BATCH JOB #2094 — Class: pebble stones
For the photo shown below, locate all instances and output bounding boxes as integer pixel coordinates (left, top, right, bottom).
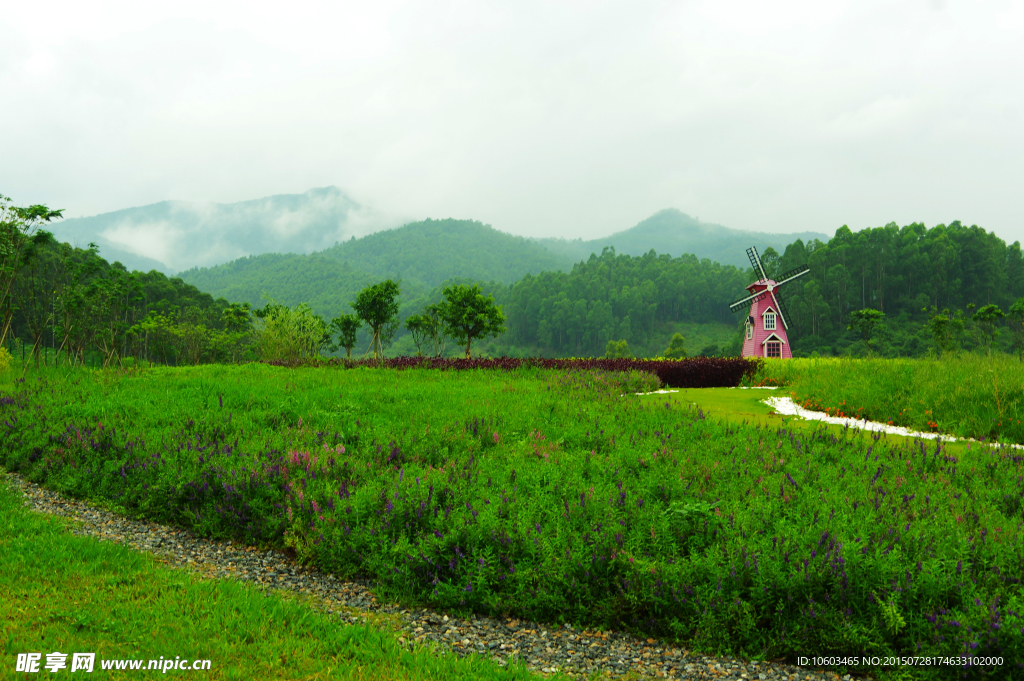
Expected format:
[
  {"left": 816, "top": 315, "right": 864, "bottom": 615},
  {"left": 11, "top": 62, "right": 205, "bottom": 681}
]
[{"left": 6, "top": 472, "right": 855, "bottom": 680}]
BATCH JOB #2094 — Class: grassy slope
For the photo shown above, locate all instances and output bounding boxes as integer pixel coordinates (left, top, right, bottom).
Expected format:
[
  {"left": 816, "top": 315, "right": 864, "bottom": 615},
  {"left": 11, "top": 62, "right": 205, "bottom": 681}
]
[{"left": 0, "top": 476, "right": 546, "bottom": 681}]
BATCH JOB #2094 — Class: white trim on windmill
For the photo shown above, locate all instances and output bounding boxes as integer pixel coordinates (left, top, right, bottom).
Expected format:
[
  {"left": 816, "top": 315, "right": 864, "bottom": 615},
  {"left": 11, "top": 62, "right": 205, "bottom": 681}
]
[
  {"left": 768, "top": 291, "right": 789, "bottom": 329},
  {"left": 760, "top": 332, "right": 786, "bottom": 346}
]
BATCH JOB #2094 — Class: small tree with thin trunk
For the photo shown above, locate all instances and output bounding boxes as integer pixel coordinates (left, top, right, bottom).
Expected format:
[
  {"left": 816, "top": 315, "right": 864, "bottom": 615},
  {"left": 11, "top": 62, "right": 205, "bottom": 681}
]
[
  {"left": 437, "top": 284, "right": 505, "bottom": 359},
  {"left": 352, "top": 280, "right": 401, "bottom": 360},
  {"left": 330, "top": 313, "right": 361, "bottom": 358},
  {"left": 405, "top": 303, "right": 449, "bottom": 357},
  {"left": 405, "top": 314, "right": 431, "bottom": 356}
]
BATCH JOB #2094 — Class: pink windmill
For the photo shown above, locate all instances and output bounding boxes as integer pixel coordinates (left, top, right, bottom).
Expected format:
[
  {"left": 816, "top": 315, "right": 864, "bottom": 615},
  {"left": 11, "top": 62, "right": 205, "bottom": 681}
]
[{"left": 729, "top": 247, "right": 809, "bottom": 358}]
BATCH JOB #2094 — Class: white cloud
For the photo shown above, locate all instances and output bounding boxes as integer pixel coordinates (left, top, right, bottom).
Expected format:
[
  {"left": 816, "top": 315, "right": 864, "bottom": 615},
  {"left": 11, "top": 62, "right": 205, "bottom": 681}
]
[{"left": 2, "top": 0, "right": 1023, "bottom": 247}]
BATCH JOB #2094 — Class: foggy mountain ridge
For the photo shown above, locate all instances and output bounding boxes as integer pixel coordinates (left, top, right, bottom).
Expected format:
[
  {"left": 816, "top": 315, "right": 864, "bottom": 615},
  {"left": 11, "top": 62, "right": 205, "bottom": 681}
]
[
  {"left": 47, "top": 186, "right": 828, "bottom": 276},
  {"left": 534, "top": 209, "right": 829, "bottom": 270},
  {"left": 46, "top": 186, "right": 394, "bottom": 275}
]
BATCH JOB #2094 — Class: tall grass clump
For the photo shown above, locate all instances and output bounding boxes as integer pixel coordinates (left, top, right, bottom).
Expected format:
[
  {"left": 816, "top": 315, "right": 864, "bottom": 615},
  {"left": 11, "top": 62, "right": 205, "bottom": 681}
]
[
  {"left": 2, "top": 362, "right": 1023, "bottom": 678},
  {"left": 754, "top": 355, "right": 1024, "bottom": 445}
]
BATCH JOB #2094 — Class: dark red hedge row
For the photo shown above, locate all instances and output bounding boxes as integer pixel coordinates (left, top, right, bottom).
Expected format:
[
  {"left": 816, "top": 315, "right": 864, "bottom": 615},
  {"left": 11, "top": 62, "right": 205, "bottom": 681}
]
[{"left": 264, "top": 356, "right": 760, "bottom": 388}]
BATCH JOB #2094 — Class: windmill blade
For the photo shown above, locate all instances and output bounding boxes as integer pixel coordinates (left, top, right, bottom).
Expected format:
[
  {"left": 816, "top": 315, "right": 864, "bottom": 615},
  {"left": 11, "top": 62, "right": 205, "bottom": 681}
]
[
  {"left": 775, "top": 264, "right": 810, "bottom": 288},
  {"left": 770, "top": 290, "right": 791, "bottom": 330},
  {"left": 729, "top": 289, "right": 768, "bottom": 313},
  {"left": 746, "top": 247, "right": 768, "bottom": 283}
]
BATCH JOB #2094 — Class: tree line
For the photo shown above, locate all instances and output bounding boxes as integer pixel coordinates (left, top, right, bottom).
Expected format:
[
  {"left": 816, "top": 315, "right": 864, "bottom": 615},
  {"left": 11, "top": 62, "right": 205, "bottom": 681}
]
[
  {"left": 2, "top": 194, "right": 508, "bottom": 367},
  {"left": 765, "top": 221, "right": 1024, "bottom": 357},
  {"left": 6, "top": 192, "right": 1024, "bottom": 365}
]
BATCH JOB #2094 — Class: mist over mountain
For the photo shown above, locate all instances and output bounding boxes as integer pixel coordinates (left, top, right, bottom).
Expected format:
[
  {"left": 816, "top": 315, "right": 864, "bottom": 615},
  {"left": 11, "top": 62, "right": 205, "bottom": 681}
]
[
  {"left": 46, "top": 186, "right": 826, "bottom": 277},
  {"left": 46, "top": 187, "right": 396, "bottom": 274},
  {"left": 535, "top": 209, "right": 828, "bottom": 270}
]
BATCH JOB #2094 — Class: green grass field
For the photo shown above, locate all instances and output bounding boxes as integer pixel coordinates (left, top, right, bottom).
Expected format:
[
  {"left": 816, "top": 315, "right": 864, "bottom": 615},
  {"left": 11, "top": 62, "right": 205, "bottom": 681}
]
[
  {"left": 638, "top": 388, "right": 983, "bottom": 457},
  {"left": 750, "top": 355, "right": 1024, "bottom": 445},
  {"left": 2, "top": 359, "right": 1022, "bottom": 679}
]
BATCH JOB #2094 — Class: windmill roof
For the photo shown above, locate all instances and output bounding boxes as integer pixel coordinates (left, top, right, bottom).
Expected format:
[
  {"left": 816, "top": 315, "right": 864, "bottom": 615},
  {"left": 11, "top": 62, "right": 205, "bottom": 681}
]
[{"left": 746, "top": 279, "right": 777, "bottom": 292}]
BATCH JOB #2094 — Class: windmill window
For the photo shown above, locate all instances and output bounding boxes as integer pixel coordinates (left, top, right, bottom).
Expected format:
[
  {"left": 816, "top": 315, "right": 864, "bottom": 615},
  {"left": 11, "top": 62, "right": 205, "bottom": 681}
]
[
  {"left": 745, "top": 321, "right": 753, "bottom": 340},
  {"left": 764, "top": 311, "right": 777, "bottom": 330},
  {"left": 766, "top": 341, "right": 781, "bottom": 358}
]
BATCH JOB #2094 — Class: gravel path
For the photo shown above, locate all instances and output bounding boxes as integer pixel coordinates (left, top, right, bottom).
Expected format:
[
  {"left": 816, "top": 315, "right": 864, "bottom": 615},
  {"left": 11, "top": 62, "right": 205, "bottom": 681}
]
[{"left": 6, "top": 471, "right": 855, "bottom": 681}]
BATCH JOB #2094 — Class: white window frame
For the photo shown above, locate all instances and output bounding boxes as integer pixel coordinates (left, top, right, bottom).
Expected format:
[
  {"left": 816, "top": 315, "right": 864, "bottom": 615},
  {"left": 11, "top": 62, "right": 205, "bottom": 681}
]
[
  {"left": 763, "top": 311, "right": 776, "bottom": 331},
  {"left": 745, "top": 321, "right": 753, "bottom": 340}
]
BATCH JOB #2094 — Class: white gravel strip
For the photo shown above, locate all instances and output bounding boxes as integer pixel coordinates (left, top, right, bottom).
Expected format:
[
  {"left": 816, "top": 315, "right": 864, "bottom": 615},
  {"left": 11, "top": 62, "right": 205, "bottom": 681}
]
[{"left": 763, "top": 396, "right": 1024, "bottom": 449}]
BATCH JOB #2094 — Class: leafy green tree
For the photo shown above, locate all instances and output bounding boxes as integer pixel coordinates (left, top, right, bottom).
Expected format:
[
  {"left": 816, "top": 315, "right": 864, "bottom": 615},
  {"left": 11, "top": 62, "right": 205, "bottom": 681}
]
[
  {"left": 170, "top": 306, "right": 213, "bottom": 366},
  {"left": 352, "top": 280, "right": 401, "bottom": 359},
  {"left": 663, "top": 333, "right": 688, "bottom": 359},
  {"left": 0, "top": 194, "right": 63, "bottom": 345},
  {"left": 437, "top": 284, "right": 506, "bottom": 359},
  {"left": 759, "top": 247, "right": 780, "bottom": 280},
  {"left": 1009, "top": 298, "right": 1024, "bottom": 361},
  {"left": 404, "top": 304, "right": 448, "bottom": 357},
  {"left": 405, "top": 314, "right": 430, "bottom": 356},
  {"left": 971, "top": 304, "right": 1005, "bottom": 356},
  {"left": 81, "top": 265, "right": 143, "bottom": 368},
  {"left": 330, "top": 313, "right": 361, "bottom": 358},
  {"left": 128, "top": 311, "right": 177, "bottom": 365},
  {"left": 925, "top": 306, "right": 965, "bottom": 358},
  {"left": 11, "top": 232, "right": 62, "bottom": 366},
  {"left": 219, "top": 302, "right": 253, "bottom": 364},
  {"left": 222, "top": 302, "right": 253, "bottom": 333},
  {"left": 253, "top": 299, "right": 330, "bottom": 361},
  {"left": 847, "top": 308, "right": 885, "bottom": 354},
  {"left": 604, "top": 339, "right": 631, "bottom": 359}
]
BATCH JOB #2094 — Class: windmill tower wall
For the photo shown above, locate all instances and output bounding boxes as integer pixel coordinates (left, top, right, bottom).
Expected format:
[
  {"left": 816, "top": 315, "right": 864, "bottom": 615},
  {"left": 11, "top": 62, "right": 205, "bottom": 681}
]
[{"left": 740, "top": 280, "right": 793, "bottom": 359}]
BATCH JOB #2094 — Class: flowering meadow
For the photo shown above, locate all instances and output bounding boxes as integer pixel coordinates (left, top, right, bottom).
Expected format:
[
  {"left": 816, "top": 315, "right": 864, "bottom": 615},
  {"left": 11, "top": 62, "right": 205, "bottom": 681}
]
[
  {"left": 752, "top": 355, "right": 1024, "bottom": 445},
  {"left": 2, "top": 362, "right": 1022, "bottom": 678}
]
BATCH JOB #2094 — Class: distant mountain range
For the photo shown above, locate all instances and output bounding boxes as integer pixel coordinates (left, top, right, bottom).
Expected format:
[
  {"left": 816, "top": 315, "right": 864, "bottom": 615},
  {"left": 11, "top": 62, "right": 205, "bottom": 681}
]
[
  {"left": 46, "top": 186, "right": 827, "bottom": 276},
  {"left": 46, "top": 187, "right": 393, "bottom": 274},
  {"left": 535, "top": 209, "right": 828, "bottom": 270}
]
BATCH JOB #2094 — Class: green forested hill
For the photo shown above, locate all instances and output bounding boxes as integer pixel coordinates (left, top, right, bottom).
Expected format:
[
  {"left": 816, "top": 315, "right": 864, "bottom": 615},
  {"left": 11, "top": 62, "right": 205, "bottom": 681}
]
[
  {"left": 177, "top": 253, "right": 380, "bottom": 315},
  {"left": 179, "top": 219, "right": 576, "bottom": 316},
  {"left": 315, "top": 218, "right": 574, "bottom": 288},
  {"left": 535, "top": 209, "right": 828, "bottom": 270}
]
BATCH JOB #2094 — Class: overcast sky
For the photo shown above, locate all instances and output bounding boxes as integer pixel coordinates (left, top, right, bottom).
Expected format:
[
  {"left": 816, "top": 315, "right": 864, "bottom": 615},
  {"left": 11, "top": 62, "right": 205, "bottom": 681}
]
[{"left": 3, "top": 0, "right": 1023, "bottom": 244}]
